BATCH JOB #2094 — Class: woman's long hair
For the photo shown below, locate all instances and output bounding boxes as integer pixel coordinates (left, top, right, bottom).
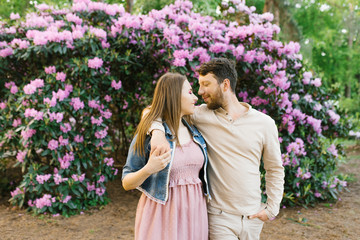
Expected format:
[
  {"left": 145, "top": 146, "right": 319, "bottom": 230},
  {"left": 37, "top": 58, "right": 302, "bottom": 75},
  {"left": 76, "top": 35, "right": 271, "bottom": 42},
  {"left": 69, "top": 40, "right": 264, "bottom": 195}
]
[{"left": 134, "top": 72, "right": 188, "bottom": 156}]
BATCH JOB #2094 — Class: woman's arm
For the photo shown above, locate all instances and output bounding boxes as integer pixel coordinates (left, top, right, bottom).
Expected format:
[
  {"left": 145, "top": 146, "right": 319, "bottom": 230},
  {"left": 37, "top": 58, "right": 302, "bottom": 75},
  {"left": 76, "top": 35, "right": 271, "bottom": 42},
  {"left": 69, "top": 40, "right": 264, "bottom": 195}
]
[{"left": 122, "top": 148, "right": 172, "bottom": 190}]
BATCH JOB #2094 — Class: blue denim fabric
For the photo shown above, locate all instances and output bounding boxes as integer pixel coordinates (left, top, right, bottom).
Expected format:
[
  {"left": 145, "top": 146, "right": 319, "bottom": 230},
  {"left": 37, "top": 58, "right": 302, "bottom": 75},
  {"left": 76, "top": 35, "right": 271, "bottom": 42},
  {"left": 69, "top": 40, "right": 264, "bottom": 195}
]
[{"left": 122, "top": 119, "right": 210, "bottom": 204}]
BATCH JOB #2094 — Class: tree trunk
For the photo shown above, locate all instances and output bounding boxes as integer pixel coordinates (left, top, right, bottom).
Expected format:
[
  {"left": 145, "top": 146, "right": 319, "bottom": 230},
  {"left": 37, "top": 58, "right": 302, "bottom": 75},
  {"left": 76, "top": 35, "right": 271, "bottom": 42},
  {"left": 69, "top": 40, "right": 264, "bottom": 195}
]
[
  {"left": 126, "top": 0, "right": 134, "bottom": 13},
  {"left": 343, "top": 3, "right": 355, "bottom": 98},
  {"left": 263, "top": 0, "right": 301, "bottom": 42}
]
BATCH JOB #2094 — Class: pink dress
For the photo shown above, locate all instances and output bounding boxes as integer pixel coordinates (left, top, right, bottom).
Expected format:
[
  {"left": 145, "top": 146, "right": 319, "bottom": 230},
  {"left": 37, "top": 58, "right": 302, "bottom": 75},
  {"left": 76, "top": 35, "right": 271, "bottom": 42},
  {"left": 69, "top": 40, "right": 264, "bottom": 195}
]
[{"left": 134, "top": 140, "right": 208, "bottom": 240}]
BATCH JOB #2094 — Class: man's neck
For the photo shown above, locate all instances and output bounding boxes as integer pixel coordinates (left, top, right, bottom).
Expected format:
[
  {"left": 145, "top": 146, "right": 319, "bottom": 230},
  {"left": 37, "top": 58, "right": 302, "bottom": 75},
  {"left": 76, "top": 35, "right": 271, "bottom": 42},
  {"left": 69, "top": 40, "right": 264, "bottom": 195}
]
[{"left": 222, "top": 94, "right": 248, "bottom": 120}]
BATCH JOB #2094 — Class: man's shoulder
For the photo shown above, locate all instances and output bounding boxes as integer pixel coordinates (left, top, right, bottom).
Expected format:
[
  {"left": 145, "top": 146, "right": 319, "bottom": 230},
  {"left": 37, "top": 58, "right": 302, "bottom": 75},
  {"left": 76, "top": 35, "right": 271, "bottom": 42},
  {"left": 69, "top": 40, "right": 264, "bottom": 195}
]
[
  {"left": 195, "top": 104, "right": 213, "bottom": 114},
  {"left": 249, "top": 108, "right": 275, "bottom": 125}
]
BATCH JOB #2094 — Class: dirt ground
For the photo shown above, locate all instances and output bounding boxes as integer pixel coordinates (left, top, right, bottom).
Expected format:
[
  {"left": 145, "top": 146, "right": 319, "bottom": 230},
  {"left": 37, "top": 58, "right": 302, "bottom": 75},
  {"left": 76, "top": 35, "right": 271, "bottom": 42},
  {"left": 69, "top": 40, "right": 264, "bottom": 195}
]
[{"left": 0, "top": 145, "right": 359, "bottom": 240}]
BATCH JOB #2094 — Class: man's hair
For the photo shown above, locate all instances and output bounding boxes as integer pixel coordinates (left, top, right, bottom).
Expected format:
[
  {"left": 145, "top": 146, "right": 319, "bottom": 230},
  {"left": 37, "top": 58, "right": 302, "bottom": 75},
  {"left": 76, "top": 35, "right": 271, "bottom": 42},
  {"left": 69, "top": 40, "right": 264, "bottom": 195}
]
[{"left": 196, "top": 58, "right": 238, "bottom": 92}]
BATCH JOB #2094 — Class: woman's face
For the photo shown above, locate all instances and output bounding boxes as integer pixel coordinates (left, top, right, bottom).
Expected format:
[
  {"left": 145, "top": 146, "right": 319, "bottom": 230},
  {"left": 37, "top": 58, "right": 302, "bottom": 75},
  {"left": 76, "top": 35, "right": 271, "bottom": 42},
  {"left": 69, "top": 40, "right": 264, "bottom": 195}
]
[{"left": 181, "top": 80, "right": 198, "bottom": 116}]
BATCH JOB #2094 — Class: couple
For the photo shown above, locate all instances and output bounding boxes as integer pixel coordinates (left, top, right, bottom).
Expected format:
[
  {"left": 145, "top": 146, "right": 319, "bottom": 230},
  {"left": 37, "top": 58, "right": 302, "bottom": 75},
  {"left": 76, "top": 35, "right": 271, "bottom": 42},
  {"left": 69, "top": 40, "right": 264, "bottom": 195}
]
[{"left": 122, "top": 58, "right": 285, "bottom": 240}]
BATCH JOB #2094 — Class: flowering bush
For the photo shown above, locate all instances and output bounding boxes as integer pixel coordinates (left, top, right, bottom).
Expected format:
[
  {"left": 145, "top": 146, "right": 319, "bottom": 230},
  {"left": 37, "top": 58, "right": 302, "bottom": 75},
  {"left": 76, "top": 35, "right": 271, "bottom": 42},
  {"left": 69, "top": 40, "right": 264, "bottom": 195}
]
[{"left": 0, "top": 0, "right": 351, "bottom": 215}]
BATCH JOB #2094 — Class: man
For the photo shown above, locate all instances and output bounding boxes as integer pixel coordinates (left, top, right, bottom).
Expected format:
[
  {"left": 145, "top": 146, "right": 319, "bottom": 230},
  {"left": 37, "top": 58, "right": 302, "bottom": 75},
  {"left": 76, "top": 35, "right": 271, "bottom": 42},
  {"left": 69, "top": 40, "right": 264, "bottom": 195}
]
[{"left": 149, "top": 58, "right": 284, "bottom": 240}]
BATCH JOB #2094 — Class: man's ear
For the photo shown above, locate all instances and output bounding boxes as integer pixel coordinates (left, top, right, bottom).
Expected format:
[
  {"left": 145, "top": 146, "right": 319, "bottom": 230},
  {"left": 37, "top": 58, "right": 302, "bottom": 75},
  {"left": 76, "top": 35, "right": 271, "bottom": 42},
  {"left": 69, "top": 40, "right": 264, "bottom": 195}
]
[{"left": 222, "top": 78, "right": 231, "bottom": 92}]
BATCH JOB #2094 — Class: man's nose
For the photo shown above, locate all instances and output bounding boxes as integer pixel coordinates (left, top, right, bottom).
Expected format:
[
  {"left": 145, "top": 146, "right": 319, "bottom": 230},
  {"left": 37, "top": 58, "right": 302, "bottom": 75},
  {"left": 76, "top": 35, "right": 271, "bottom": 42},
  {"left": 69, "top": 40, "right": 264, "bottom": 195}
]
[{"left": 198, "top": 87, "right": 204, "bottom": 95}]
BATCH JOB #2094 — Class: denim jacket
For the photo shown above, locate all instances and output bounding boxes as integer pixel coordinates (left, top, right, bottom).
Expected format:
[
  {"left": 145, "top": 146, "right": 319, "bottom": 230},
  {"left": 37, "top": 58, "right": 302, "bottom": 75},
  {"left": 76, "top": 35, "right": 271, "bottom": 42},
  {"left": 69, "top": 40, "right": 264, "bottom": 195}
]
[{"left": 122, "top": 119, "right": 211, "bottom": 204}]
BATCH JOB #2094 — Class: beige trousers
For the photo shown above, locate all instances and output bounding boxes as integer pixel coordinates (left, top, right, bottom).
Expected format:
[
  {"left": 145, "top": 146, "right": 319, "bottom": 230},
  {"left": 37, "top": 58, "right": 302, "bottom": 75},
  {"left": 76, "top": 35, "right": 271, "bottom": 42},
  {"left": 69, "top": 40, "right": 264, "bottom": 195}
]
[{"left": 208, "top": 205, "right": 264, "bottom": 240}]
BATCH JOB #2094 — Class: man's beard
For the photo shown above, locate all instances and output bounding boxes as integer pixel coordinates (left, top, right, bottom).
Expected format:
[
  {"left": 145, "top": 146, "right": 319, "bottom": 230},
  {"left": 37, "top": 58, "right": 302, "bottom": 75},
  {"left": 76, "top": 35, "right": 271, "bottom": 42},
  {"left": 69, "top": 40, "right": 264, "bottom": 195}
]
[{"left": 205, "top": 89, "right": 224, "bottom": 110}]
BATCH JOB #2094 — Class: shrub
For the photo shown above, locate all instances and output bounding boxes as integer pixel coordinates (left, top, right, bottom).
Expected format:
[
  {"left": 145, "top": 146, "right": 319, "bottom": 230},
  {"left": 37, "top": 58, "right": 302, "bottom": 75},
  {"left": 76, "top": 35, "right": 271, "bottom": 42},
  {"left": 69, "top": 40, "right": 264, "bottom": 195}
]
[{"left": 0, "top": 0, "right": 351, "bottom": 215}]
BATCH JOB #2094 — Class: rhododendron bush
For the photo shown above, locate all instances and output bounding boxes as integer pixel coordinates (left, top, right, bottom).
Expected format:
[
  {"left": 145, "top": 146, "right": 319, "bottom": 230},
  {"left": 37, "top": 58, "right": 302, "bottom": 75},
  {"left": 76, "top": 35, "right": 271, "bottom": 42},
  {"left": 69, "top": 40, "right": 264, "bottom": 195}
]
[{"left": 0, "top": 0, "right": 350, "bottom": 215}]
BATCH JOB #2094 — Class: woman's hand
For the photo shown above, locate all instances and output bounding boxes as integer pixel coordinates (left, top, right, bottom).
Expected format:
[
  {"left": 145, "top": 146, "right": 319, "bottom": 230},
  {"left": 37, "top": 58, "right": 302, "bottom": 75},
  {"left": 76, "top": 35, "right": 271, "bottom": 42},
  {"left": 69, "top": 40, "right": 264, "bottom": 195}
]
[{"left": 144, "top": 147, "right": 172, "bottom": 175}]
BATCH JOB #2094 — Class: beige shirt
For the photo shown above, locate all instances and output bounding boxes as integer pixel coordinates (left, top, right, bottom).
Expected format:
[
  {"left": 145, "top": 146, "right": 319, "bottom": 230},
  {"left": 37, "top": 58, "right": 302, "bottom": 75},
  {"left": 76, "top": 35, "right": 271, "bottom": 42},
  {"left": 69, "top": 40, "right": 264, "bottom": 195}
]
[{"left": 151, "top": 102, "right": 284, "bottom": 218}]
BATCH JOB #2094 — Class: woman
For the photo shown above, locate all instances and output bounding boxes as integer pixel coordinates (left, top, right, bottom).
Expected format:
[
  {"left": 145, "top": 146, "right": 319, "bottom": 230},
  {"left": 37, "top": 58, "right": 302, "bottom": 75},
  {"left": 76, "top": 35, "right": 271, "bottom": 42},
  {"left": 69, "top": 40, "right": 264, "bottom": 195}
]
[{"left": 122, "top": 72, "right": 210, "bottom": 240}]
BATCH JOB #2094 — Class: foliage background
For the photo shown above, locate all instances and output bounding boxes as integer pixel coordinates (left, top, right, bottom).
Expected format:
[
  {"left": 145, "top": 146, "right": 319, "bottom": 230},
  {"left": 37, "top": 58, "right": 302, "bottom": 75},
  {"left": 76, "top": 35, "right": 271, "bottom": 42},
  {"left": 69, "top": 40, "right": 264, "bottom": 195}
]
[{"left": 0, "top": 0, "right": 357, "bottom": 216}]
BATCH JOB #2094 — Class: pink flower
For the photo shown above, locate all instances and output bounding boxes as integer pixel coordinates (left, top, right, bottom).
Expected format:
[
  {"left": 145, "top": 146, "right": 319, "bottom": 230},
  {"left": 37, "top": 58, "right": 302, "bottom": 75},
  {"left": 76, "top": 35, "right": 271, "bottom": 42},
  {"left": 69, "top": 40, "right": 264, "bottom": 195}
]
[
  {"left": 58, "top": 152, "right": 74, "bottom": 169},
  {"left": 327, "top": 110, "right": 340, "bottom": 124},
  {"left": 21, "top": 129, "right": 36, "bottom": 141},
  {"left": 12, "top": 118, "right": 22, "bottom": 127},
  {"left": 311, "top": 78, "right": 322, "bottom": 87},
  {"left": 98, "top": 175, "right": 105, "bottom": 183},
  {"left": 36, "top": 174, "right": 52, "bottom": 184},
  {"left": 62, "top": 195, "right": 72, "bottom": 203},
  {"left": 23, "top": 84, "right": 37, "bottom": 95},
  {"left": 60, "top": 123, "right": 72, "bottom": 133},
  {"left": 45, "top": 66, "right": 56, "bottom": 74},
  {"left": 11, "top": 187, "right": 24, "bottom": 197},
  {"left": 56, "top": 72, "right": 66, "bottom": 82},
  {"left": 104, "top": 157, "right": 114, "bottom": 166},
  {"left": 0, "top": 48, "right": 13, "bottom": 58},
  {"left": 96, "top": 187, "right": 105, "bottom": 196},
  {"left": 209, "top": 43, "right": 228, "bottom": 53},
  {"left": 88, "top": 57, "right": 103, "bottom": 69},
  {"left": 111, "top": 80, "right": 122, "bottom": 90},
  {"left": 90, "top": 27, "right": 107, "bottom": 39},
  {"left": 16, "top": 150, "right": 27, "bottom": 163},
  {"left": 34, "top": 194, "right": 55, "bottom": 209},
  {"left": 173, "top": 58, "right": 186, "bottom": 67},
  {"left": 59, "top": 136, "right": 69, "bottom": 146},
  {"left": 104, "top": 95, "right": 112, "bottom": 102},
  {"left": 10, "top": 13, "right": 20, "bottom": 20},
  {"left": 327, "top": 144, "right": 338, "bottom": 158},
  {"left": 49, "top": 112, "right": 64, "bottom": 123},
  {"left": 48, "top": 140, "right": 59, "bottom": 150},
  {"left": 70, "top": 97, "right": 85, "bottom": 111},
  {"left": 10, "top": 85, "right": 18, "bottom": 94},
  {"left": 87, "top": 182, "right": 96, "bottom": 191},
  {"left": 74, "top": 135, "right": 84, "bottom": 143}
]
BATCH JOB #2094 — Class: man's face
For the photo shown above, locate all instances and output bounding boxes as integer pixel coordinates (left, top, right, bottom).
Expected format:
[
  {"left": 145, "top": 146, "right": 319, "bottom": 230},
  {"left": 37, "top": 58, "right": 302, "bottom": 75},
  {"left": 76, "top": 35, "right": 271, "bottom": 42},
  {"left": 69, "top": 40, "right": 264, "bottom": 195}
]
[{"left": 198, "top": 73, "right": 224, "bottom": 110}]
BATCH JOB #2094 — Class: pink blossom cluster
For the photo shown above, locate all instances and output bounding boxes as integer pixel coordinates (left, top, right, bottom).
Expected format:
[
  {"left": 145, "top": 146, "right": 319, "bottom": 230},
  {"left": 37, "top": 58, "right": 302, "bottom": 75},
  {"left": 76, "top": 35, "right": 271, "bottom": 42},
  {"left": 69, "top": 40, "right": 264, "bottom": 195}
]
[
  {"left": 56, "top": 72, "right": 66, "bottom": 82},
  {"left": 21, "top": 129, "right": 36, "bottom": 141},
  {"left": 48, "top": 139, "right": 59, "bottom": 150},
  {"left": 48, "top": 112, "right": 64, "bottom": 123},
  {"left": 10, "top": 13, "right": 21, "bottom": 20},
  {"left": 90, "top": 27, "right": 107, "bottom": 39},
  {"left": 23, "top": 79, "right": 44, "bottom": 95},
  {"left": 24, "top": 108, "right": 44, "bottom": 120},
  {"left": 70, "top": 97, "right": 85, "bottom": 111},
  {"left": 10, "top": 38, "right": 30, "bottom": 49},
  {"left": 88, "top": 57, "right": 103, "bottom": 69},
  {"left": 58, "top": 152, "right": 75, "bottom": 169},
  {"left": 60, "top": 123, "right": 72, "bottom": 133},
  {"left": 74, "top": 135, "right": 84, "bottom": 143},
  {"left": 327, "top": 110, "right": 340, "bottom": 125},
  {"left": 295, "top": 167, "right": 312, "bottom": 180},
  {"left": 91, "top": 116, "right": 103, "bottom": 126},
  {"left": 12, "top": 118, "right": 21, "bottom": 128},
  {"left": 0, "top": 47, "right": 13, "bottom": 57},
  {"left": 59, "top": 136, "right": 69, "bottom": 146},
  {"left": 111, "top": 80, "right": 122, "bottom": 90},
  {"left": 95, "top": 127, "right": 108, "bottom": 139},
  {"left": 36, "top": 174, "right": 52, "bottom": 184},
  {"left": 306, "top": 116, "right": 322, "bottom": 134},
  {"left": 34, "top": 194, "right": 55, "bottom": 209},
  {"left": 87, "top": 182, "right": 96, "bottom": 191},
  {"left": 286, "top": 138, "right": 306, "bottom": 157},
  {"left": 327, "top": 144, "right": 338, "bottom": 158},
  {"left": 16, "top": 150, "right": 27, "bottom": 163},
  {"left": 96, "top": 187, "right": 105, "bottom": 196},
  {"left": 66, "top": 13, "right": 83, "bottom": 25},
  {"left": 11, "top": 187, "right": 24, "bottom": 197},
  {"left": 60, "top": 195, "right": 72, "bottom": 203},
  {"left": 45, "top": 66, "right": 56, "bottom": 74},
  {"left": 72, "top": 173, "right": 85, "bottom": 182},
  {"left": 54, "top": 173, "right": 68, "bottom": 185},
  {"left": 104, "top": 157, "right": 114, "bottom": 166}
]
